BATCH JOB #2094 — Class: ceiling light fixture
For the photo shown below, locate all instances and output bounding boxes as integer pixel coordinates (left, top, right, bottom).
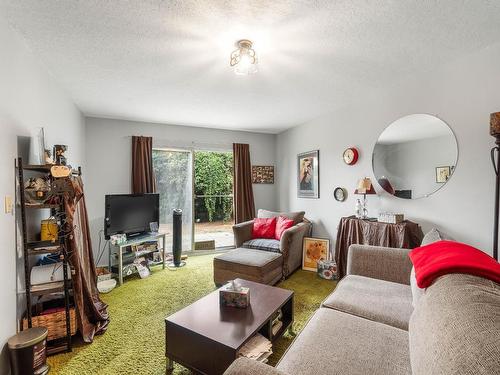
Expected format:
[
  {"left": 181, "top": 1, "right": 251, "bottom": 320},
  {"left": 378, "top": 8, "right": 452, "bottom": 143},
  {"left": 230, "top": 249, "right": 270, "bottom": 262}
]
[{"left": 230, "top": 39, "right": 258, "bottom": 75}]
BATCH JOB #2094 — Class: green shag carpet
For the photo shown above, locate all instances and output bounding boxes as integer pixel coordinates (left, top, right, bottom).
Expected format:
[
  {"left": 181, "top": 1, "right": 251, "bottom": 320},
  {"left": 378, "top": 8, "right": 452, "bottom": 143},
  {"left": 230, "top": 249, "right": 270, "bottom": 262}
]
[{"left": 48, "top": 254, "right": 336, "bottom": 374}]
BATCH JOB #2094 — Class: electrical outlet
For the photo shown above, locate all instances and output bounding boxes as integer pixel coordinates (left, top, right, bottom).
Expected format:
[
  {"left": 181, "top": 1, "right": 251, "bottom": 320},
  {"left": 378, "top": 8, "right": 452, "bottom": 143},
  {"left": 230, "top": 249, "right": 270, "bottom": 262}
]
[{"left": 4, "top": 196, "right": 13, "bottom": 214}]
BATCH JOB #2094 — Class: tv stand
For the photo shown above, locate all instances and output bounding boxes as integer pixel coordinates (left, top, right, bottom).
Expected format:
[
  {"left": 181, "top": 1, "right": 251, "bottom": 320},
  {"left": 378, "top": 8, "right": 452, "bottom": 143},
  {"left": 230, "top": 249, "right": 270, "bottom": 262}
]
[{"left": 108, "top": 232, "right": 167, "bottom": 285}]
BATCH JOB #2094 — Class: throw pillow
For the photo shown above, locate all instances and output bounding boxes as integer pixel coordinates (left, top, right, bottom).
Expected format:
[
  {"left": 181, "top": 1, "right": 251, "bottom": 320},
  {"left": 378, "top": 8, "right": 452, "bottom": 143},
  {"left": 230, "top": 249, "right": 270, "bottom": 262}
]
[
  {"left": 257, "top": 209, "right": 305, "bottom": 225},
  {"left": 252, "top": 217, "right": 277, "bottom": 239},
  {"left": 275, "top": 216, "right": 295, "bottom": 240},
  {"left": 421, "top": 228, "right": 454, "bottom": 246}
]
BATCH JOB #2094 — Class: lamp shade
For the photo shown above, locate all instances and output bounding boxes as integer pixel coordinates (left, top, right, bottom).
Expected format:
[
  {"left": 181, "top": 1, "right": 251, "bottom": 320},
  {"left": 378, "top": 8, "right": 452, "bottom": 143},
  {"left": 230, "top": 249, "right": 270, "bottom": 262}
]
[
  {"left": 491, "top": 112, "right": 500, "bottom": 137},
  {"left": 354, "top": 177, "right": 376, "bottom": 195}
]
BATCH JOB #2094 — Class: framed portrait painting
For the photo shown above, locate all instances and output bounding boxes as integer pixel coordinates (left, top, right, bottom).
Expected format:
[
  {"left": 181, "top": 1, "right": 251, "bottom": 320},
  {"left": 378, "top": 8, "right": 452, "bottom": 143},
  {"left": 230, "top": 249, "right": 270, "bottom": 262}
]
[
  {"left": 297, "top": 150, "right": 319, "bottom": 198},
  {"left": 302, "top": 237, "right": 330, "bottom": 272}
]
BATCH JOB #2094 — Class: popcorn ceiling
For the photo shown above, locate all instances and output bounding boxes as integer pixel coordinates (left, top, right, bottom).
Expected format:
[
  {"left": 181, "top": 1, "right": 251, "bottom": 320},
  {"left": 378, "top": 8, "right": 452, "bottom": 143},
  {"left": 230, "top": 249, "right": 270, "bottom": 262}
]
[{"left": 1, "top": 0, "right": 500, "bottom": 133}]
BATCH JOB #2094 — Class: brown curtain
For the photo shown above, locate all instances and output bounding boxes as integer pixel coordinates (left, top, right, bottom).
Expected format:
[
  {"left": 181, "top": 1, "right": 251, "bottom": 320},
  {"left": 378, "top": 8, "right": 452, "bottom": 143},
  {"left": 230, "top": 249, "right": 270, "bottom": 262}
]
[
  {"left": 65, "top": 176, "right": 109, "bottom": 342},
  {"left": 233, "top": 143, "right": 255, "bottom": 223},
  {"left": 132, "top": 136, "right": 156, "bottom": 193}
]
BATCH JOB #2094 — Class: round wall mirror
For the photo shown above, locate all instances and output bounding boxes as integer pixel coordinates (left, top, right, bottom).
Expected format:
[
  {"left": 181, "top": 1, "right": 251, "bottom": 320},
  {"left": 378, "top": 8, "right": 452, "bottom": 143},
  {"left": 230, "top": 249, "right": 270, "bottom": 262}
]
[{"left": 372, "top": 114, "right": 458, "bottom": 199}]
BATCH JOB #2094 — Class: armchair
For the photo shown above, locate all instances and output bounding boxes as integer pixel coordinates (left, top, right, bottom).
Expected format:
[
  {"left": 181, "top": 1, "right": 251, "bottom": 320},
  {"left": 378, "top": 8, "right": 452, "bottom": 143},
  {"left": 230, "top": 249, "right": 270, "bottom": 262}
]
[
  {"left": 213, "top": 210, "right": 311, "bottom": 286},
  {"left": 233, "top": 217, "right": 311, "bottom": 278}
]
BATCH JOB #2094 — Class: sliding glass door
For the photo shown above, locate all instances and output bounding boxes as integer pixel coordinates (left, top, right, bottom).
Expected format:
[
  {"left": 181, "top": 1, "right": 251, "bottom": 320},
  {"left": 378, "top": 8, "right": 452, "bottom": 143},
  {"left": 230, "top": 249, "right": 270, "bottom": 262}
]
[
  {"left": 193, "top": 150, "right": 234, "bottom": 249},
  {"left": 152, "top": 149, "right": 193, "bottom": 252},
  {"left": 153, "top": 148, "right": 234, "bottom": 252}
]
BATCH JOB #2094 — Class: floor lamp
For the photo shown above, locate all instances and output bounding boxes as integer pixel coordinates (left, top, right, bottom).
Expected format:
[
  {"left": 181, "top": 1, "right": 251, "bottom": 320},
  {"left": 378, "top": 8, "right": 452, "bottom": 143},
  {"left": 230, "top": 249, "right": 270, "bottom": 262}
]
[{"left": 490, "top": 112, "right": 500, "bottom": 261}]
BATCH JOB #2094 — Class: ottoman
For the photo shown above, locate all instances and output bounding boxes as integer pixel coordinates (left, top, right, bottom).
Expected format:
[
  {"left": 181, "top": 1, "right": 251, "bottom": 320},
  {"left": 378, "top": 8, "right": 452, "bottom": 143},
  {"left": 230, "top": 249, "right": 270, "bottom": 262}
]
[{"left": 214, "top": 248, "right": 283, "bottom": 286}]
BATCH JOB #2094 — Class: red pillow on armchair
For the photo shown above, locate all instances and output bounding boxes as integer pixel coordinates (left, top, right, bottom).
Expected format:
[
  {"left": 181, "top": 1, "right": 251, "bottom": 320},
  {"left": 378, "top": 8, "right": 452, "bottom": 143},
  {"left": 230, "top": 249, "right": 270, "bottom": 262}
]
[
  {"left": 275, "top": 216, "right": 295, "bottom": 240},
  {"left": 252, "top": 217, "right": 277, "bottom": 239}
]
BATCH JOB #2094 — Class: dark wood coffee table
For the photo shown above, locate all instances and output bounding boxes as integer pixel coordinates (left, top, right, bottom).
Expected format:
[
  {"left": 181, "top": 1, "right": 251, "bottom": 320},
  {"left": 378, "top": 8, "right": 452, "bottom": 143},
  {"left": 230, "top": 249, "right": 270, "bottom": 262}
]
[{"left": 165, "top": 278, "right": 294, "bottom": 375}]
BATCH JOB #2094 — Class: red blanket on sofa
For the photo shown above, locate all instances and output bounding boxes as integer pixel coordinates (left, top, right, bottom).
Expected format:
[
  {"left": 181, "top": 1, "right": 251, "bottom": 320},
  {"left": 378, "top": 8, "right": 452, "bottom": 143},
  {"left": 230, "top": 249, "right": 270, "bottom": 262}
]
[{"left": 409, "top": 240, "right": 500, "bottom": 288}]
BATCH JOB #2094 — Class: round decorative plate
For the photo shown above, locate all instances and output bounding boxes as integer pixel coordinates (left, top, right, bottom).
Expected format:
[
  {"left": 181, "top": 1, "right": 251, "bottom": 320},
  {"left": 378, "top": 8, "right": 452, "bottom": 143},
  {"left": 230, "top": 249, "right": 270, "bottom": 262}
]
[{"left": 334, "top": 187, "right": 347, "bottom": 202}]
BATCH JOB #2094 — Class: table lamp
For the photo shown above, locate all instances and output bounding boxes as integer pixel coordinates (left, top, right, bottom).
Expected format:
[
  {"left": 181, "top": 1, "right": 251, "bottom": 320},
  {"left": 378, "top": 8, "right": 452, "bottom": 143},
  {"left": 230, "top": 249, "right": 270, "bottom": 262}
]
[{"left": 354, "top": 177, "right": 376, "bottom": 219}]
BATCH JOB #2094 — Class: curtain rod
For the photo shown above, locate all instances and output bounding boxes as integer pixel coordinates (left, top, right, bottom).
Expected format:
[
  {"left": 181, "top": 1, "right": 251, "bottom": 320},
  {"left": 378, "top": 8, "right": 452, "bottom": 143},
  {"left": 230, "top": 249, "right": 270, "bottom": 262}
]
[{"left": 126, "top": 135, "right": 233, "bottom": 150}]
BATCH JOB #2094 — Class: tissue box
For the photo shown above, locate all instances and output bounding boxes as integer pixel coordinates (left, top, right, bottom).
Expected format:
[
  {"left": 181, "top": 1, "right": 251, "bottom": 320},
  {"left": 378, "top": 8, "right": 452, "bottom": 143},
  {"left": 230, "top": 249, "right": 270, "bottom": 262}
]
[
  {"left": 317, "top": 260, "right": 338, "bottom": 280},
  {"left": 220, "top": 283, "right": 250, "bottom": 308}
]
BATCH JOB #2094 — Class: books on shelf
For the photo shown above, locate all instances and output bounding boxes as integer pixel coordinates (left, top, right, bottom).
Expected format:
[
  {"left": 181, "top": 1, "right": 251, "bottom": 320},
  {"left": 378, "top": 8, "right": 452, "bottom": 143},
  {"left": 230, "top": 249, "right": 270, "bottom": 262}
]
[
  {"left": 131, "top": 241, "right": 158, "bottom": 253},
  {"left": 272, "top": 321, "right": 283, "bottom": 336},
  {"left": 271, "top": 309, "right": 283, "bottom": 337},
  {"left": 237, "top": 333, "right": 272, "bottom": 362},
  {"left": 133, "top": 257, "right": 150, "bottom": 279}
]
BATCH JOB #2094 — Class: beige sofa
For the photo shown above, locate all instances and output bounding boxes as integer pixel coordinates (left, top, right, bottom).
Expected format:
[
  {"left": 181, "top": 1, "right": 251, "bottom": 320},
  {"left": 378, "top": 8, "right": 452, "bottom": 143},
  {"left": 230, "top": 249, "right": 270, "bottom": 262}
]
[
  {"left": 213, "top": 210, "right": 311, "bottom": 286},
  {"left": 224, "top": 230, "right": 500, "bottom": 375}
]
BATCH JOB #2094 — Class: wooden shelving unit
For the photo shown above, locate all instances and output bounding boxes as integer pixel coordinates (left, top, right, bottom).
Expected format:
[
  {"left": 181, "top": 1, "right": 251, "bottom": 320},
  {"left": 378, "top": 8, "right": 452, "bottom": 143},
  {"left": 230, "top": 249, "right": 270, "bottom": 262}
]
[{"left": 17, "top": 157, "right": 81, "bottom": 355}]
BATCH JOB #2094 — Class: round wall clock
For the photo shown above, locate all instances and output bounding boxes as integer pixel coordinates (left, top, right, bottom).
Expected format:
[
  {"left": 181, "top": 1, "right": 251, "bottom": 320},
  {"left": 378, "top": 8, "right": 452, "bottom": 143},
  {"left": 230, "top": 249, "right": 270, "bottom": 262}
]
[
  {"left": 334, "top": 187, "right": 347, "bottom": 202},
  {"left": 343, "top": 147, "right": 359, "bottom": 165}
]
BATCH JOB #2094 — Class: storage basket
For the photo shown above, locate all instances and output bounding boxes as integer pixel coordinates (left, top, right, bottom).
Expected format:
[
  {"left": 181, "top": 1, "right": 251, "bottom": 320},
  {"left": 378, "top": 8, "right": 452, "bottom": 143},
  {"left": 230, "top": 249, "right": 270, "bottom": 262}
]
[{"left": 22, "top": 308, "right": 77, "bottom": 341}]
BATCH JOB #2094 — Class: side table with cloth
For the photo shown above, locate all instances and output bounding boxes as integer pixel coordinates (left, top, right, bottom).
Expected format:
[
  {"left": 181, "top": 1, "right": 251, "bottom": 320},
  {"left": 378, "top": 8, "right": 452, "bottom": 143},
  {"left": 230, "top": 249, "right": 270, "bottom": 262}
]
[{"left": 335, "top": 216, "right": 423, "bottom": 279}]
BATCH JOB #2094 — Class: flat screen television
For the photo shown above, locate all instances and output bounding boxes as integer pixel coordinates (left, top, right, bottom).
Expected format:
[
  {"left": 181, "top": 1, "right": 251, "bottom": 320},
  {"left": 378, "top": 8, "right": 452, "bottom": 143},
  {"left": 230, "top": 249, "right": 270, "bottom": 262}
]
[{"left": 104, "top": 193, "right": 159, "bottom": 239}]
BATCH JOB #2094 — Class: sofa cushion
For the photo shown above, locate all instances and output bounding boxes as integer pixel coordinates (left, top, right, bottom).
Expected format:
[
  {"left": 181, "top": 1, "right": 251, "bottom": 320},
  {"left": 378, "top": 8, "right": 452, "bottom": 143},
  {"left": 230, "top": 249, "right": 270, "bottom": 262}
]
[
  {"left": 213, "top": 248, "right": 283, "bottom": 285},
  {"left": 409, "top": 273, "right": 500, "bottom": 375},
  {"left": 277, "top": 308, "right": 411, "bottom": 375},
  {"left": 242, "top": 238, "right": 280, "bottom": 253},
  {"left": 322, "top": 275, "right": 413, "bottom": 330},
  {"left": 421, "top": 227, "right": 453, "bottom": 245},
  {"left": 225, "top": 358, "right": 287, "bottom": 375},
  {"left": 257, "top": 209, "right": 305, "bottom": 225}
]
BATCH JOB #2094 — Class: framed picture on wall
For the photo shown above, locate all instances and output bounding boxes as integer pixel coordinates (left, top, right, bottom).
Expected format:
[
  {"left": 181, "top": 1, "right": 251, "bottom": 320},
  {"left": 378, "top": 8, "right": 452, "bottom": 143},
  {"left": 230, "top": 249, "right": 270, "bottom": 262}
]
[
  {"left": 302, "top": 237, "right": 330, "bottom": 272},
  {"left": 435, "top": 166, "right": 451, "bottom": 183},
  {"left": 297, "top": 150, "right": 319, "bottom": 198},
  {"left": 252, "top": 165, "right": 274, "bottom": 184}
]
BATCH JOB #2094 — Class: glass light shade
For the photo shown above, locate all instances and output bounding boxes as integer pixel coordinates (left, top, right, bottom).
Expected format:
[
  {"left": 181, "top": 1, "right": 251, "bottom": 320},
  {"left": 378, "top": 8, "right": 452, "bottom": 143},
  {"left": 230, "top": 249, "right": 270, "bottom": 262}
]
[
  {"left": 230, "top": 39, "right": 258, "bottom": 75},
  {"left": 234, "top": 53, "right": 258, "bottom": 75}
]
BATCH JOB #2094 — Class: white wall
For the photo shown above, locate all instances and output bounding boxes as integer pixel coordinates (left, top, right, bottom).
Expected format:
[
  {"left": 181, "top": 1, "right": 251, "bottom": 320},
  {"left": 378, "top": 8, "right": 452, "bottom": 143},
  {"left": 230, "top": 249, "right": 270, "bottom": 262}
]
[
  {"left": 85, "top": 117, "right": 277, "bottom": 262},
  {"left": 0, "top": 16, "right": 85, "bottom": 374},
  {"left": 277, "top": 42, "right": 500, "bottom": 255}
]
